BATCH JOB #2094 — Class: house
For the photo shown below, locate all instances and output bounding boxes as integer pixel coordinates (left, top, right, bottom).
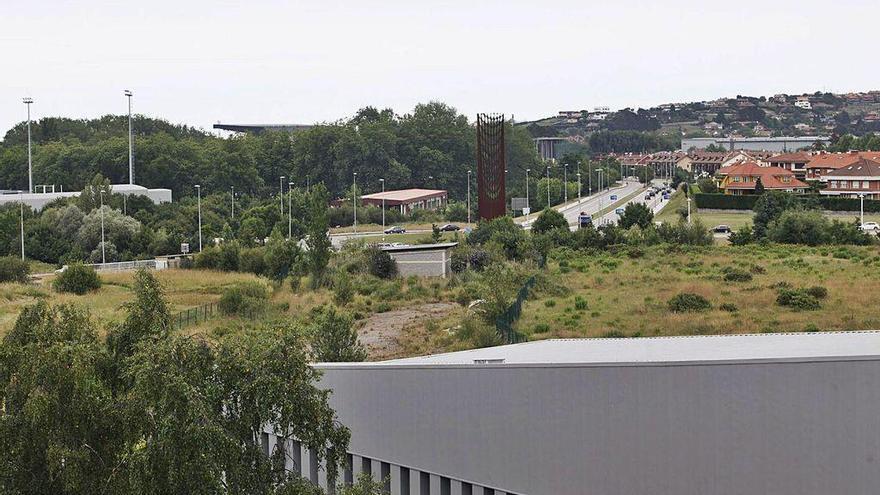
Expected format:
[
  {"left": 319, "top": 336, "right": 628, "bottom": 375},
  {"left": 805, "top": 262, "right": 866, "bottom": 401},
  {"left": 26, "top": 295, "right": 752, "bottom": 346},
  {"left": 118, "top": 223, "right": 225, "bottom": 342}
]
[
  {"left": 647, "top": 151, "right": 690, "bottom": 175},
  {"left": 768, "top": 151, "right": 811, "bottom": 180},
  {"left": 717, "top": 162, "right": 808, "bottom": 195},
  {"left": 794, "top": 97, "right": 812, "bottom": 110},
  {"left": 558, "top": 110, "right": 585, "bottom": 119},
  {"left": 688, "top": 151, "right": 730, "bottom": 175},
  {"left": 805, "top": 151, "right": 880, "bottom": 180},
  {"left": 821, "top": 158, "right": 880, "bottom": 199}
]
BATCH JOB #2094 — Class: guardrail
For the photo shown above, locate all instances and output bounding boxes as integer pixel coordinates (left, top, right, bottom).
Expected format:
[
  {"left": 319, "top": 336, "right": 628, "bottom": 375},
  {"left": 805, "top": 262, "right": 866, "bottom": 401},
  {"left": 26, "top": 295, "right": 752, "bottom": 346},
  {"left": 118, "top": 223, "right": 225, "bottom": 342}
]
[{"left": 87, "top": 259, "right": 158, "bottom": 272}]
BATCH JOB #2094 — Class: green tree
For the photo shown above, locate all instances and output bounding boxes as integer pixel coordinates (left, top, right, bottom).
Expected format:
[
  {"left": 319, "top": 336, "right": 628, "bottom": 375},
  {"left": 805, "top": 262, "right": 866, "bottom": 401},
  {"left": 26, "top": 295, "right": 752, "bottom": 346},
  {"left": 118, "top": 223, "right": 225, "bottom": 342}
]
[
  {"left": 618, "top": 202, "right": 654, "bottom": 229},
  {"left": 531, "top": 208, "right": 569, "bottom": 234},
  {"left": 753, "top": 191, "right": 798, "bottom": 239},
  {"left": 754, "top": 176, "right": 766, "bottom": 195},
  {"left": 77, "top": 173, "right": 113, "bottom": 212},
  {"left": 308, "top": 306, "right": 366, "bottom": 363},
  {"left": 306, "top": 184, "right": 332, "bottom": 287}
]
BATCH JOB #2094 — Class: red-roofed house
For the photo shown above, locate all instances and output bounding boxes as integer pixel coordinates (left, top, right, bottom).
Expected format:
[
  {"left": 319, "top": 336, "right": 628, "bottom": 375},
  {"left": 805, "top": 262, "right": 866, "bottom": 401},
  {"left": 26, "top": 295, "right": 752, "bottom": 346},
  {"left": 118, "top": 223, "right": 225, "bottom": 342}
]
[
  {"left": 805, "top": 151, "right": 880, "bottom": 180},
  {"left": 768, "top": 152, "right": 811, "bottom": 180},
  {"left": 717, "top": 162, "right": 808, "bottom": 195},
  {"left": 821, "top": 158, "right": 880, "bottom": 199}
]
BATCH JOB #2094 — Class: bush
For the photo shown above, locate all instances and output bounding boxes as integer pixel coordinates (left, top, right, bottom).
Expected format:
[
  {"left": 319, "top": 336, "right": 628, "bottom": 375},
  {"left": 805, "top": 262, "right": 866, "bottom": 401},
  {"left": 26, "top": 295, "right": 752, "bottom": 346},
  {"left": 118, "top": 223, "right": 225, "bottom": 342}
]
[
  {"left": 333, "top": 275, "right": 354, "bottom": 306},
  {"left": 238, "top": 247, "right": 267, "bottom": 276},
  {"left": 767, "top": 210, "right": 830, "bottom": 246},
  {"left": 194, "top": 246, "right": 222, "bottom": 269},
  {"left": 776, "top": 288, "right": 820, "bottom": 311},
  {"left": 805, "top": 285, "right": 828, "bottom": 299},
  {"left": 618, "top": 202, "right": 654, "bottom": 229},
  {"left": 532, "top": 208, "right": 569, "bottom": 234},
  {"left": 365, "top": 247, "right": 398, "bottom": 279},
  {"left": 218, "top": 281, "right": 269, "bottom": 316},
  {"left": 722, "top": 267, "right": 753, "bottom": 282},
  {"left": 308, "top": 305, "right": 366, "bottom": 362},
  {"left": 0, "top": 257, "right": 30, "bottom": 283},
  {"left": 667, "top": 292, "right": 711, "bottom": 313},
  {"left": 574, "top": 296, "right": 588, "bottom": 311},
  {"left": 728, "top": 225, "right": 754, "bottom": 246},
  {"left": 53, "top": 263, "right": 102, "bottom": 294},
  {"left": 217, "top": 241, "right": 241, "bottom": 271},
  {"left": 694, "top": 193, "right": 758, "bottom": 210},
  {"left": 719, "top": 302, "right": 738, "bottom": 312}
]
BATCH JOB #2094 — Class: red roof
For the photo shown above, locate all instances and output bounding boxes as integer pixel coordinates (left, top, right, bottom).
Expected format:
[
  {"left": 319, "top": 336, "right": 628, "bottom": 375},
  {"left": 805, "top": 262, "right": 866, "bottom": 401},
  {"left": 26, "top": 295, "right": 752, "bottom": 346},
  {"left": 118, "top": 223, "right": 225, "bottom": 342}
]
[
  {"left": 806, "top": 151, "right": 880, "bottom": 171},
  {"left": 769, "top": 151, "right": 811, "bottom": 163},
  {"left": 824, "top": 158, "right": 880, "bottom": 177},
  {"left": 720, "top": 162, "right": 808, "bottom": 190}
]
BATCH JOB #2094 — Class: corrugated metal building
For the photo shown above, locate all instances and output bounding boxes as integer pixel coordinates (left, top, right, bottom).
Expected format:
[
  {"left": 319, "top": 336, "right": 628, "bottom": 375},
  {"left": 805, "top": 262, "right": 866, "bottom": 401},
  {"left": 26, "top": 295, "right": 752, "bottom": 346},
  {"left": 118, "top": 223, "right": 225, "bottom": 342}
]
[
  {"left": 268, "top": 332, "right": 880, "bottom": 494},
  {"left": 380, "top": 242, "right": 457, "bottom": 278}
]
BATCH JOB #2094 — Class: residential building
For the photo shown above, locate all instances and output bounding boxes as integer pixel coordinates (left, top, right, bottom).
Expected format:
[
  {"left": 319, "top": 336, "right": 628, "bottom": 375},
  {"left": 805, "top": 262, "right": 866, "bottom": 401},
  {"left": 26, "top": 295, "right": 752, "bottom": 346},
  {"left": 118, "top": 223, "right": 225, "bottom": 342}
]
[
  {"left": 279, "top": 332, "right": 880, "bottom": 495},
  {"left": 557, "top": 110, "right": 585, "bottom": 119},
  {"left": 647, "top": 151, "right": 690, "bottom": 175},
  {"left": 688, "top": 151, "right": 730, "bottom": 175},
  {"left": 805, "top": 151, "right": 880, "bottom": 180},
  {"left": 717, "top": 162, "right": 807, "bottom": 195},
  {"left": 821, "top": 157, "right": 880, "bottom": 199},
  {"left": 768, "top": 151, "right": 811, "bottom": 180},
  {"left": 794, "top": 100, "right": 812, "bottom": 110},
  {"left": 359, "top": 188, "right": 448, "bottom": 214}
]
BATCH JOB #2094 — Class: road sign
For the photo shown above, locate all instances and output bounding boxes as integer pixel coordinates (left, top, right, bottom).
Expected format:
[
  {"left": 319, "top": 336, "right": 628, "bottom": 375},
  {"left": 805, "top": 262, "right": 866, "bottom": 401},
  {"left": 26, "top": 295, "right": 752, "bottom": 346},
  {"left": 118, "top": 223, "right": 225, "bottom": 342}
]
[
  {"left": 511, "top": 197, "right": 528, "bottom": 211},
  {"left": 578, "top": 213, "right": 592, "bottom": 229},
  {"left": 181, "top": 243, "right": 190, "bottom": 254}
]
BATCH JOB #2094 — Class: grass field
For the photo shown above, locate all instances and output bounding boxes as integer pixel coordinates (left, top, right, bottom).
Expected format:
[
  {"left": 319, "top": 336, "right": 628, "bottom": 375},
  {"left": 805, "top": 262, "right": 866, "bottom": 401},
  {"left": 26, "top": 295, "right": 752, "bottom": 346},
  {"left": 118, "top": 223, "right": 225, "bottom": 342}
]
[{"left": 517, "top": 244, "right": 880, "bottom": 339}]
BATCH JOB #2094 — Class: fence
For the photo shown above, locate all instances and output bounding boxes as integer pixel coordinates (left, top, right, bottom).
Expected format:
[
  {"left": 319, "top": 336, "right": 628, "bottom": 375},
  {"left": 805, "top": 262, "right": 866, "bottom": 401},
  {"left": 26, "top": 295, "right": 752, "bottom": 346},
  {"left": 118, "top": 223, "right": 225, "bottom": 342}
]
[
  {"left": 86, "top": 259, "right": 157, "bottom": 272},
  {"left": 494, "top": 275, "right": 535, "bottom": 344},
  {"left": 172, "top": 302, "right": 218, "bottom": 331}
]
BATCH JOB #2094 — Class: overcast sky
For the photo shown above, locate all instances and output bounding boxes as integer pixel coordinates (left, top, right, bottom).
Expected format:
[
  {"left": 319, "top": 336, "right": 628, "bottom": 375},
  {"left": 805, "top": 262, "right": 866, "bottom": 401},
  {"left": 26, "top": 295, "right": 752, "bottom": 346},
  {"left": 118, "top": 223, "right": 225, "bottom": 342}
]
[{"left": 2, "top": 0, "right": 879, "bottom": 136}]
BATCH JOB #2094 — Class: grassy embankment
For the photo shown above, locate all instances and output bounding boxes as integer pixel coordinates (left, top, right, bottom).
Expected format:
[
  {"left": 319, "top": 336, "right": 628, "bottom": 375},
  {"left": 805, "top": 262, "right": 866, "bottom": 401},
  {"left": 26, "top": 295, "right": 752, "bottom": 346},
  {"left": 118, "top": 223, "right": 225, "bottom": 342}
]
[{"left": 516, "top": 244, "right": 880, "bottom": 339}]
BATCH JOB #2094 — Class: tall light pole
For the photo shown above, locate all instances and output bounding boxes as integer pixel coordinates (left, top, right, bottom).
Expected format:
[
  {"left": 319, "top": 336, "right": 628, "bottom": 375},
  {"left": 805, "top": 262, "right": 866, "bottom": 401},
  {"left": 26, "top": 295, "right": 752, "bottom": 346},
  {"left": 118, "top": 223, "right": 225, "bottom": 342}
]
[
  {"left": 379, "top": 178, "right": 386, "bottom": 232},
  {"left": 288, "top": 181, "right": 294, "bottom": 240},
  {"left": 546, "top": 165, "right": 551, "bottom": 208},
  {"left": 860, "top": 194, "right": 865, "bottom": 225},
  {"left": 195, "top": 185, "right": 202, "bottom": 252},
  {"left": 279, "top": 176, "right": 285, "bottom": 217},
  {"left": 352, "top": 172, "right": 358, "bottom": 233},
  {"left": 597, "top": 170, "right": 605, "bottom": 212},
  {"left": 19, "top": 193, "right": 25, "bottom": 260},
  {"left": 525, "top": 168, "right": 530, "bottom": 221},
  {"left": 467, "top": 170, "right": 472, "bottom": 224},
  {"left": 588, "top": 161, "right": 593, "bottom": 195},
  {"left": 231, "top": 186, "right": 235, "bottom": 219},
  {"left": 99, "top": 190, "right": 106, "bottom": 264},
  {"left": 577, "top": 172, "right": 582, "bottom": 201},
  {"left": 124, "top": 90, "right": 134, "bottom": 185},
  {"left": 563, "top": 163, "right": 568, "bottom": 203},
  {"left": 23, "top": 98, "right": 33, "bottom": 193}
]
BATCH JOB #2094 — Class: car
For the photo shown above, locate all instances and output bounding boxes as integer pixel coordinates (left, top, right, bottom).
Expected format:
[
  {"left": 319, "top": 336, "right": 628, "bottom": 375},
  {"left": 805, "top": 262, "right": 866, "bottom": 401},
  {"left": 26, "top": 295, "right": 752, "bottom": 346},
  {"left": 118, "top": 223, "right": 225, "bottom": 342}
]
[
  {"left": 615, "top": 208, "right": 625, "bottom": 215},
  {"left": 662, "top": 193, "right": 671, "bottom": 200},
  {"left": 610, "top": 194, "right": 618, "bottom": 201},
  {"left": 384, "top": 226, "right": 406, "bottom": 234},
  {"left": 713, "top": 225, "right": 732, "bottom": 234},
  {"left": 644, "top": 194, "right": 653, "bottom": 201},
  {"left": 860, "top": 222, "right": 880, "bottom": 232},
  {"left": 438, "top": 224, "right": 460, "bottom": 232}
]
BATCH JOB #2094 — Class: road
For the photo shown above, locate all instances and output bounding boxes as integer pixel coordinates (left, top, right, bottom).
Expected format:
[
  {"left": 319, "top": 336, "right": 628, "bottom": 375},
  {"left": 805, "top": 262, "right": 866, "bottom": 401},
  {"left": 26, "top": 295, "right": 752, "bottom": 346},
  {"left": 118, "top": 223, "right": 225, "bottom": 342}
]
[
  {"left": 521, "top": 180, "right": 646, "bottom": 230},
  {"left": 593, "top": 180, "right": 672, "bottom": 226}
]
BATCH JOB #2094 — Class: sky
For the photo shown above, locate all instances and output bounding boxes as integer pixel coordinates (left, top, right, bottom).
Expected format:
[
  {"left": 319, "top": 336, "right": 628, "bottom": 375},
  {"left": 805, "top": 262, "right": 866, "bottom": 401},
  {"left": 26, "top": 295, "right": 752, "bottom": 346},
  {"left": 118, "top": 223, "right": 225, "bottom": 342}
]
[{"left": 2, "top": 0, "right": 879, "bottom": 136}]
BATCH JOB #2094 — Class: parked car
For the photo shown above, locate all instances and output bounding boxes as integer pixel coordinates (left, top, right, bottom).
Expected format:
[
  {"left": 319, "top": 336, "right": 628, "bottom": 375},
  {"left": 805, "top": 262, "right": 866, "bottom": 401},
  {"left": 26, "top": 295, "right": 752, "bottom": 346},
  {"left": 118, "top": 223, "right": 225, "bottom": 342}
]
[
  {"left": 438, "top": 224, "right": 460, "bottom": 232},
  {"left": 860, "top": 222, "right": 880, "bottom": 232},
  {"left": 713, "top": 225, "right": 732, "bottom": 234},
  {"left": 384, "top": 226, "right": 406, "bottom": 234},
  {"left": 662, "top": 193, "right": 671, "bottom": 200}
]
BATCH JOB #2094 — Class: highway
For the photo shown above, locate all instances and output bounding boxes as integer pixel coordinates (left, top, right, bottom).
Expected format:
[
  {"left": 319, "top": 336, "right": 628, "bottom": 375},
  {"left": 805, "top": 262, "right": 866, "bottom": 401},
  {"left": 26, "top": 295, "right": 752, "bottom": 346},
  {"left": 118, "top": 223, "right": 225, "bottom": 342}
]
[{"left": 521, "top": 179, "right": 646, "bottom": 230}]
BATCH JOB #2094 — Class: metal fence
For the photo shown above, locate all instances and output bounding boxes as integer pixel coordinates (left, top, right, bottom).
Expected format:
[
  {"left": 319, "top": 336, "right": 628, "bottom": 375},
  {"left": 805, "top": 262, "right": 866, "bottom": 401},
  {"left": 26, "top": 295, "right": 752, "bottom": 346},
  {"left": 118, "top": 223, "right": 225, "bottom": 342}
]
[
  {"left": 86, "top": 259, "right": 157, "bottom": 272},
  {"left": 494, "top": 275, "right": 535, "bottom": 344},
  {"left": 172, "top": 302, "right": 218, "bottom": 331}
]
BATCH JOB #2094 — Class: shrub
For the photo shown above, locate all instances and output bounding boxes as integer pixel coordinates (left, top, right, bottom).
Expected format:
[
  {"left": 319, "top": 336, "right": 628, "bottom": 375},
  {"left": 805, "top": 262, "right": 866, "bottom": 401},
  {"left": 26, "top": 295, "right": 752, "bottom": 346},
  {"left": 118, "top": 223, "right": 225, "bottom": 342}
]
[
  {"left": 531, "top": 208, "right": 569, "bottom": 234},
  {"left": 0, "top": 257, "right": 30, "bottom": 283},
  {"left": 194, "top": 246, "right": 222, "bottom": 269},
  {"left": 805, "top": 285, "right": 828, "bottom": 299},
  {"left": 455, "top": 317, "right": 502, "bottom": 348},
  {"left": 776, "top": 288, "right": 820, "bottom": 311},
  {"left": 238, "top": 247, "right": 267, "bottom": 276},
  {"left": 574, "top": 296, "right": 588, "bottom": 311},
  {"left": 365, "top": 247, "right": 398, "bottom": 279},
  {"left": 53, "top": 263, "right": 102, "bottom": 294},
  {"left": 218, "top": 281, "right": 269, "bottom": 316},
  {"left": 618, "top": 203, "right": 654, "bottom": 230},
  {"left": 767, "top": 210, "right": 830, "bottom": 246},
  {"left": 218, "top": 241, "right": 241, "bottom": 271},
  {"left": 667, "top": 293, "right": 711, "bottom": 313},
  {"left": 722, "top": 267, "right": 753, "bottom": 282},
  {"left": 719, "top": 302, "right": 738, "bottom": 312},
  {"left": 333, "top": 275, "right": 354, "bottom": 306},
  {"left": 728, "top": 225, "right": 754, "bottom": 246},
  {"left": 308, "top": 305, "right": 366, "bottom": 362}
]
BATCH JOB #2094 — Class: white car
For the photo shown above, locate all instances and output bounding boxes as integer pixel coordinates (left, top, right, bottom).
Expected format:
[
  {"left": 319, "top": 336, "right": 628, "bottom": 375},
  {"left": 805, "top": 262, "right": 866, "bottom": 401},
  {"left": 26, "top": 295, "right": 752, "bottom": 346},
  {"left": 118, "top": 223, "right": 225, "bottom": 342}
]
[{"left": 860, "top": 222, "right": 880, "bottom": 232}]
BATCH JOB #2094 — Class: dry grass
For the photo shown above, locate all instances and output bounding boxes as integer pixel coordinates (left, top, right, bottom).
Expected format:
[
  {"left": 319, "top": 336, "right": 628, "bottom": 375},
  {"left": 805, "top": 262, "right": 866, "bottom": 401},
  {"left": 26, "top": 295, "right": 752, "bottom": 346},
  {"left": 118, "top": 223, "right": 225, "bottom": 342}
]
[{"left": 518, "top": 244, "right": 880, "bottom": 339}]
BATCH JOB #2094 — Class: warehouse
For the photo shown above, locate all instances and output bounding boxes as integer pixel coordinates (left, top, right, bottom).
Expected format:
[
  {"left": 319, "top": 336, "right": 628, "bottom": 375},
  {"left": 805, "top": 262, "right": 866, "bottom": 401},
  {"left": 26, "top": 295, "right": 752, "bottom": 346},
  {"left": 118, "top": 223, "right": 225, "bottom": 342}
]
[
  {"left": 379, "top": 242, "right": 457, "bottom": 278},
  {"left": 359, "top": 188, "right": 447, "bottom": 214},
  {"left": 269, "top": 331, "right": 880, "bottom": 495}
]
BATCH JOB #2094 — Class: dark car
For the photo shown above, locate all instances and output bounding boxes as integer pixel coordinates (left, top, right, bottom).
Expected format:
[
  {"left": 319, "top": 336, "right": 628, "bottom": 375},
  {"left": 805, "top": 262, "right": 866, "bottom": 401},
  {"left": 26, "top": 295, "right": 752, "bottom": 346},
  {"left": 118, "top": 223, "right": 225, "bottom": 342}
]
[
  {"left": 384, "top": 226, "right": 406, "bottom": 234},
  {"left": 439, "top": 224, "right": 460, "bottom": 232},
  {"left": 713, "top": 224, "right": 732, "bottom": 234}
]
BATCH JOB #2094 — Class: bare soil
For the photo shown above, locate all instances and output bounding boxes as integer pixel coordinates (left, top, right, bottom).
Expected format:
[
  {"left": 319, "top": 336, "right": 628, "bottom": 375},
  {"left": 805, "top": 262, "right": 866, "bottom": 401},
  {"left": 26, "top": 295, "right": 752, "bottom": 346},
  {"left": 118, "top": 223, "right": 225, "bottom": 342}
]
[{"left": 357, "top": 302, "right": 458, "bottom": 360}]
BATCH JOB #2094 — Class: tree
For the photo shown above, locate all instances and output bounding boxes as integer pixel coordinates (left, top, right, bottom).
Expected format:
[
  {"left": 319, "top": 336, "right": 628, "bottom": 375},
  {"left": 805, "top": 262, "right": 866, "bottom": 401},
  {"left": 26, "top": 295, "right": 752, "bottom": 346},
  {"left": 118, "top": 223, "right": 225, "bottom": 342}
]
[
  {"left": 264, "top": 232, "right": 304, "bottom": 281},
  {"left": 107, "top": 269, "right": 170, "bottom": 370},
  {"left": 308, "top": 305, "right": 366, "bottom": 362},
  {"left": 77, "top": 174, "right": 113, "bottom": 212},
  {"left": 696, "top": 177, "right": 718, "bottom": 194},
  {"left": 752, "top": 191, "right": 798, "bottom": 239},
  {"left": 618, "top": 203, "right": 654, "bottom": 229},
  {"left": 754, "top": 176, "right": 766, "bottom": 195},
  {"left": 531, "top": 208, "right": 569, "bottom": 234},
  {"left": 306, "top": 184, "right": 332, "bottom": 287}
]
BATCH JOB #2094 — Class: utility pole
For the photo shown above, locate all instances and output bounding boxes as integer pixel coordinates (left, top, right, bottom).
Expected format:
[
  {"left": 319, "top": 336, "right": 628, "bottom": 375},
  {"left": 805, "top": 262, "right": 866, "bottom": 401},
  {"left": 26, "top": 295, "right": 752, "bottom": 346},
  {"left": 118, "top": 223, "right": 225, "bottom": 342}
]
[
  {"left": 19, "top": 193, "right": 25, "bottom": 260},
  {"left": 288, "top": 181, "right": 294, "bottom": 240},
  {"left": 195, "top": 185, "right": 202, "bottom": 252},
  {"left": 466, "top": 170, "right": 472, "bottom": 224},
  {"left": 546, "top": 165, "right": 551, "bottom": 208},
  {"left": 279, "top": 176, "right": 285, "bottom": 217},
  {"left": 588, "top": 161, "right": 593, "bottom": 195},
  {"left": 577, "top": 172, "right": 582, "bottom": 201},
  {"left": 99, "top": 190, "right": 106, "bottom": 264},
  {"left": 379, "top": 178, "right": 386, "bottom": 232},
  {"left": 563, "top": 163, "right": 568, "bottom": 203},
  {"left": 124, "top": 90, "right": 134, "bottom": 184},
  {"left": 23, "top": 98, "right": 33, "bottom": 193}
]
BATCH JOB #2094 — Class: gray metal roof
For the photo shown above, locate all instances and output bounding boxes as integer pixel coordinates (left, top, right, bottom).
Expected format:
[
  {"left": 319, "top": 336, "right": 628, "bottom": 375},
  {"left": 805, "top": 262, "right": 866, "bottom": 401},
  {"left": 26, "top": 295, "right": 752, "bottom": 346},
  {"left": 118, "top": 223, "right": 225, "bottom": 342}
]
[
  {"left": 318, "top": 331, "right": 880, "bottom": 368},
  {"left": 379, "top": 242, "right": 458, "bottom": 252}
]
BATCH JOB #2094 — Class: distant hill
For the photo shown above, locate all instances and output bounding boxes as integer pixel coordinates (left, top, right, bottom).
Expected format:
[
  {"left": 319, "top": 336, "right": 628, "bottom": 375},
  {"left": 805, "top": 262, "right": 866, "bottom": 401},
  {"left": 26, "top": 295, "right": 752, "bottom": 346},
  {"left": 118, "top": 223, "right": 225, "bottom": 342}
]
[{"left": 521, "top": 90, "right": 880, "bottom": 140}]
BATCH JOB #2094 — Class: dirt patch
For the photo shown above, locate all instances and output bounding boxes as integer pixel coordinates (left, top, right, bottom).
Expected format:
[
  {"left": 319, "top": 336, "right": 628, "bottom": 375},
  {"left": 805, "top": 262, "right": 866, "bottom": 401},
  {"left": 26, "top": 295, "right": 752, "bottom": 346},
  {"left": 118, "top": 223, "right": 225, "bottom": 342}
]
[{"left": 358, "top": 302, "right": 458, "bottom": 360}]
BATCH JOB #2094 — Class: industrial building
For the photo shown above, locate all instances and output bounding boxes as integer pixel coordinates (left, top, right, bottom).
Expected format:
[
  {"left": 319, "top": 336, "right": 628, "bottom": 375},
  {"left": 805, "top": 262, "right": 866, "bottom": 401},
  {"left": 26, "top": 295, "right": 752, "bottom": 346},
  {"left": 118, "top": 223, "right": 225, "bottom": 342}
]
[
  {"left": 359, "top": 189, "right": 448, "bottom": 214},
  {"left": 0, "top": 183, "right": 172, "bottom": 210},
  {"left": 680, "top": 136, "right": 830, "bottom": 153},
  {"left": 379, "top": 242, "right": 457, "bottom": 278},
  {"left": 265, "top": 331, "right": 880, "bottom": 495}
]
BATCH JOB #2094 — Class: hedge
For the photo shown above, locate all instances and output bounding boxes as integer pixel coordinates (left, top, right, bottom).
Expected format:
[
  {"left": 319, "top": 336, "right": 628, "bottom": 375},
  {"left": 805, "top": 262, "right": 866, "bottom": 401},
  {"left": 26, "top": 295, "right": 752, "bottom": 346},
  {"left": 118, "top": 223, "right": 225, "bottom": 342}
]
[{"left": 694, "top": 193, "right": 880, "bottom": 212}]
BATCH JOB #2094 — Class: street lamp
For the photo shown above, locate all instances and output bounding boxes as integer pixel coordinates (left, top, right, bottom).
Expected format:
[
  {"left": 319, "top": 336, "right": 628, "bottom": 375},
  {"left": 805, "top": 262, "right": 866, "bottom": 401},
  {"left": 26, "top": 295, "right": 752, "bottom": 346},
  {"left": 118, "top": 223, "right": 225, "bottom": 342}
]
[
  {"left": 18, "top": 192, "right": 25, "bottom": 260},
  {"left": 352, "top": 172, "right": 358, "bottom": 233},
  {"left": 597, "top": 170, "right": 605, "bottom": 211},
  {"left": 195, "top": 185, "right": 202, "bottom": 252},
  {"left": 288, "top": 181, "right": 294, "bottom": 240},
  {"left": 563, "top": 163, "right": 568, "bottom": 203},
  {"left": 860, "top": 194, "right": 865, "bottom": 226},
  {"left": 279, "top": 176, "right": 285, "bottom": 217},
  {"left": 687, "top": 196, "right": 692, "bottom": 224},
  {"left": 124, "top": 90, "right": 134, "bottom": 185},
  {"left": 99, "top": 190, "right": 106, "bottom": 264},
  {"left": 546, "top": 165, "right": 551, "bottom": 208},
  {"left": 525, "top": 168, "right": 530, "bottom": 221},
  {"left": 379, "top": 178, "right": 386, "bottom": 232},
  {"left": 577, "top": 172, "right": 582, "bottom": 201},
  {"left": 588, "top": 161, "right": 593, "bottom": 195},
  {"left": 22, "top": 98, "right": 33, "bottom": 193},
  {"left": 466, "top": 170, "right": 472, "bottom": 224}
]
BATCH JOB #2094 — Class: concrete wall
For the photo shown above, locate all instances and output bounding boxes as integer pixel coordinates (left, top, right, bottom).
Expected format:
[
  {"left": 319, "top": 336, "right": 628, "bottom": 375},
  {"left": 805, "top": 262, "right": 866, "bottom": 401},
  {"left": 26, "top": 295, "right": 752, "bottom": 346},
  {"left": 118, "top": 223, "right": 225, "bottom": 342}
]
[
  {"left": 313, "top": 358, "right": 880, "bottom": 495},
  {"left": 387, "top": 249, "right": 451, "bottom": 278}
]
